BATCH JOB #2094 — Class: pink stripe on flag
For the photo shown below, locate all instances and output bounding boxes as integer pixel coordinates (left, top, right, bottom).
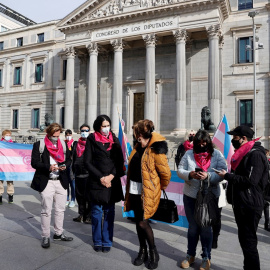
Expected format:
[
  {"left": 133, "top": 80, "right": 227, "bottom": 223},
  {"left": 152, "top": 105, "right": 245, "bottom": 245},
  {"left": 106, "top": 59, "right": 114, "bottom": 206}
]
[
  {"left": 177, "top": 205, "right": 186, "bottom": 216},
  {"left": 219, "top": 122, "right": 226, "bottom": 134},
  {"left": 0, "top": 149, "right": 32, "bottom": 157},
  {"left": 213, "top": 138, "right": 224, "bottom": 153},
  {"left": 0, "top": 164, "right": 35, "bottom": 173},
  {"left": 166, "top": 181, "right": 184, "bottom": 194}
]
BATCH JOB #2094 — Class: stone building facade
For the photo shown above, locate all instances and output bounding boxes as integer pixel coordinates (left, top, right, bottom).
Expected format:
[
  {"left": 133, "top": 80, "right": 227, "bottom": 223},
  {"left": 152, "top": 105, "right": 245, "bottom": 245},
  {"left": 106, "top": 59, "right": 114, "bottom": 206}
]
[{"left": 0, "top": 0, "right": 269, "bottom": 146}]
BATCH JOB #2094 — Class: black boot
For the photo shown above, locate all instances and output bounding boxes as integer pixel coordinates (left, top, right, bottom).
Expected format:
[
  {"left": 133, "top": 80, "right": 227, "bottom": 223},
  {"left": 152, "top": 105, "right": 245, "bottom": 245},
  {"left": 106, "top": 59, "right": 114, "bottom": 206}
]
[
  {"left": 133, "top": 246, "right": 148, "bottom": 266},
  {"left": 147, "top": 246, "right": 159, "bottom": 269},
  {"left": 264, "top": 221, "right": 270, "bottom": 232}
]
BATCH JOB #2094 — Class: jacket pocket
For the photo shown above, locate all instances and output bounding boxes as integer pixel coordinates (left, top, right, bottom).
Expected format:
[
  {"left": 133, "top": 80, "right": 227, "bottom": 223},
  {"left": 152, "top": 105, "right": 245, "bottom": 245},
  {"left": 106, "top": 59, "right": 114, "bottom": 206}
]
[{"left": 239, "top": 185, "right": 264, "bottom": 208}]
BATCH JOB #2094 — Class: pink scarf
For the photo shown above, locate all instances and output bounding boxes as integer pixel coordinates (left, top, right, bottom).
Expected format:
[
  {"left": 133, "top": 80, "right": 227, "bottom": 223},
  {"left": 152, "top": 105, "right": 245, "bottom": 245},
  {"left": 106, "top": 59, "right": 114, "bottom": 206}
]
[
  {"left": 76, "top": 138, "right": 86, "bottom": 157},
  {"left": 194, "top": 152, "right": 212, "bottom": 172},
  {"left": 44, "top": 135, "right": 65, "bottom": 163},
  {"left": 94, "top": 131, "right": 114, "bottom": 151},
  {"left": 231, "top": 138, "right": 260, "bottom": 171},
  {"left": 64, "top": 139, "right": 74, "bottom": 150},
  {"left": 183, "top": 140, "right": 193, "bottom": 151},
  {"left": 1, "top": 138, "right": 13, "bottom": 143}
]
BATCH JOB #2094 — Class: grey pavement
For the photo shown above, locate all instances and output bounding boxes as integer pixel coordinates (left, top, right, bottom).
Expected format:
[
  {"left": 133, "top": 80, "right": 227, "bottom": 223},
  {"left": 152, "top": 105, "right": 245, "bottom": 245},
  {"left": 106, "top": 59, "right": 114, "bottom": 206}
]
[{"left": 0, "top": 181, "right": 270, "bottom": 270}]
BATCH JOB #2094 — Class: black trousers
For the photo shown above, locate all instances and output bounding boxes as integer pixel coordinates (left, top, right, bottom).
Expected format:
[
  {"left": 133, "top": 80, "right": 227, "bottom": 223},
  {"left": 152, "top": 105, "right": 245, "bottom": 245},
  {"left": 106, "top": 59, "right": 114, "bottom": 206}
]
[
  {"left": 233, "top": 206, "right": 262, "bottom": 270},
  {"left": 75, "top": 176, "right": 91, "bottom": 219},
  {"left": 212, "top": 207, "right": 222, "bottom": 241},
  {"left": 264, "top": 201, "right": 269, "bottom": 223}
]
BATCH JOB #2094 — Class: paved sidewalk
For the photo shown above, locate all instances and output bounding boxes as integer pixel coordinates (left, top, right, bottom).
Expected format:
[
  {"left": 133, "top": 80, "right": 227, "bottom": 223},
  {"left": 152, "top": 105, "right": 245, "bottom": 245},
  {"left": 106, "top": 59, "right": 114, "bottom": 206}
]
[{"left": 0, "top": 181, "right": 270, "bottom": 270}]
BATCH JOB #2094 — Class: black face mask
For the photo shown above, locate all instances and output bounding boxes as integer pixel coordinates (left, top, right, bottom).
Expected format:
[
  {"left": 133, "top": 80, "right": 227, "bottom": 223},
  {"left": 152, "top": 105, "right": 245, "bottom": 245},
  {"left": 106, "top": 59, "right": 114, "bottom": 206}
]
[
  {"left": 189, "top": 136, "right": 194, "bottom": 142},
  {"left": 231, "top": 138, "right": 242, "bottom": 149}
]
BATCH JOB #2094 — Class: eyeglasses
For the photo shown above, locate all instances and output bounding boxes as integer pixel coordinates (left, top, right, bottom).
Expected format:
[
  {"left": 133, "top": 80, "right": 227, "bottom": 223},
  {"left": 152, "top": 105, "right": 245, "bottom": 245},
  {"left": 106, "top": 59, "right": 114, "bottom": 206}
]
[{"left": 81, "top": 130, "right": 90, "bottom": 132}]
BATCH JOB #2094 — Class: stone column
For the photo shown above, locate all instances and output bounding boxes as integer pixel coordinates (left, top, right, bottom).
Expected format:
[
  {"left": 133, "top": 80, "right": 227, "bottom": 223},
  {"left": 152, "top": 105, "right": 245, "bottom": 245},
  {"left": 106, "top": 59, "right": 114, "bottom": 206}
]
[
  {"left": 86, "top": 43, "right": 98, "bottom": 127},
  {"left": 25, "top": 54, "right": 30, "bottom": 90},
  {"left": 47, "top": 50, "right": 53, "bottom": 89},
  {"left": 143, "top": 34, "right": 156, "bottom": 122},
  {"left": 207, "top": 24, "right": 222, "bottom": 126},
  {"left": 5, "top": 58, "right": 10, "bottom": 92},
  {"left": 173, "top": 29, "right": 187, "bottom": 133},
  {"left": 110, "top": 38, "right": 123, "bottom": 131},
  {"left": 64, "top": 46, "right": 76, "bottom": 130}
]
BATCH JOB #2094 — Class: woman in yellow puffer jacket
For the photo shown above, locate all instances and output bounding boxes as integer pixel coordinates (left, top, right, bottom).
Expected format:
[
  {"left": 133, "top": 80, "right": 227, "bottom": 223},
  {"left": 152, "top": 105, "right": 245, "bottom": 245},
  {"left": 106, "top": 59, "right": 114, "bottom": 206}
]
[{"left": 124, "top": 119, "right": 171, "bottom": 270}]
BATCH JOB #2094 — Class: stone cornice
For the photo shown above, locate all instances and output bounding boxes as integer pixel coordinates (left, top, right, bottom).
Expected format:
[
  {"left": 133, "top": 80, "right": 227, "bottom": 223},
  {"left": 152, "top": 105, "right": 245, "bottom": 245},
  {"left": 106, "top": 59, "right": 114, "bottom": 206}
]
[{"left": 58, "top": 0, "right": 230, "bottom": 33}]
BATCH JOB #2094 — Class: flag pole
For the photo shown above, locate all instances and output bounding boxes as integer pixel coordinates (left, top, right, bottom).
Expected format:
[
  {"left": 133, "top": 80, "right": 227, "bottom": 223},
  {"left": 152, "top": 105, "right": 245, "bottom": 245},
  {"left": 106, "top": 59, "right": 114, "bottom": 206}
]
[{"left": 117, "top": 107, "right": 130, "bottom": 162}]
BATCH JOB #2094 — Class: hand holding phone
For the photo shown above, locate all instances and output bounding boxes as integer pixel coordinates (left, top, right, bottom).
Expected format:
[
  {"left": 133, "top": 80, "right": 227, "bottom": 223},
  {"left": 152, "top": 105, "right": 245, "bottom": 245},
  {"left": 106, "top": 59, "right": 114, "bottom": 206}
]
[
  {"left": 212, "top": 168, "right": 221, "bottom": 173},
  {"left": 195, "top": 168, "right": 203, "bottom": 173}
]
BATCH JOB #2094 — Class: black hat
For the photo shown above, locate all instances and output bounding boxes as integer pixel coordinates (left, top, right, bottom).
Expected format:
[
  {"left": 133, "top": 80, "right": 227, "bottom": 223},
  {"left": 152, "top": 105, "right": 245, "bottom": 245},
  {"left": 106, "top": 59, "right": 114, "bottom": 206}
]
[{"left": 227, "top": 126, "right": 254, "bottom": 138}]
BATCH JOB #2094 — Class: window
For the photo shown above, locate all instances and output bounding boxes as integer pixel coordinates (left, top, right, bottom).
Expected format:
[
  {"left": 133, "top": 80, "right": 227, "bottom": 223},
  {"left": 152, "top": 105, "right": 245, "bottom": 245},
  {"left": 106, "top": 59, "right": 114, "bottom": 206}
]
[
  {"left": 240, "top": 99, "right": 253, "bottom": 127},
  {"left": 35, "top": 64, "right": 43, "bottom": 83},
  {"left": 239, "top": 37, "right": 253, "bottom": 63},
  {"left": 14, "top": 67, "right": 22, "bottom": 85},
  {"left": 32, "top": 108, "right": 40, "bottom": 128},
  {"left": 238, "top": 0, "right": 253, "bottom": 10},
  {"left": 37, "top": 33, "right": 44, "bottom": 43},
  {"left": 0, "top": 69, "right": 2, "bottom": 87},
  {"left": 12, "top": 110, "right": 19, "bottom": 129},
  {"left": 0, "top": 42, "right": 3, "bottom": 51},
  {"left": 62, "top": 60, "right": 67, "bottom": 80},
  {"left": 1, "top": 26, "right": 9, "bottom": 32},
  {"left": 17, "top": 37, "right": 23, "bottom": 47},
  {"left": 60, "top": 107, "right": 65, "bottom": 128}
]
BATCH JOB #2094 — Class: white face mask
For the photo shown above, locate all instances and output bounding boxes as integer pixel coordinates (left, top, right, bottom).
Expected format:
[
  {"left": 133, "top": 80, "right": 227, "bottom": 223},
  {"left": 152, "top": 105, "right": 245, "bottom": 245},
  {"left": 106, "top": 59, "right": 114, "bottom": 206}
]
[
  {"left": 81, "top": 132, "right": 89, "bottom": 138},
  {"left": 66, "top": 136, "right": 72, "bottom": 141},
  {"left": 101, "top": 127, "right": 110, "bottom": 136},
  {"left": 50, "top": 137, "right": 58, "bottom": 143},
  {"left": 4, "top": 136, "right": 11, "bottom": 141}
]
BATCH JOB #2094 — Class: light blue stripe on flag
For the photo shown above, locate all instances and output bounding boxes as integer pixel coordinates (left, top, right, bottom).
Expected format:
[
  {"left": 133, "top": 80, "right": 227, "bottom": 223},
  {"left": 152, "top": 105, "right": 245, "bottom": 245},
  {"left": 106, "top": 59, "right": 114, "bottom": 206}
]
[{"left": 0, "top": 172, "right": 35, "bottom": 181}]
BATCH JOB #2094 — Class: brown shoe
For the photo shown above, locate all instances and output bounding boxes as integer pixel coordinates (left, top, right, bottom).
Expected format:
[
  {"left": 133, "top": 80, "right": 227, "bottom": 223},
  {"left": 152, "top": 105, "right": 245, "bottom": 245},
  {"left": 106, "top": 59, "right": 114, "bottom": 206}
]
[
  {"left": 181, "top": 255, "right": 195, "bottom": 269},
  {"left": 200, "top": 258, "right": 211, "bottom": 270}
]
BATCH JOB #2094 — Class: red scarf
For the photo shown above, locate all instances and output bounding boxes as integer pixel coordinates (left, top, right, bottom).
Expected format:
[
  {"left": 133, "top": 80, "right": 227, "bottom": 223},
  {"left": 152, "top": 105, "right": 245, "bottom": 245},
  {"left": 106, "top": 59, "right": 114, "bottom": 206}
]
[
  {"left": 194, "top": 152, "right": 212, "bottom": 172},
  {"left": 64, "top": 139, "right": 74, "bottom": 150},
  {"left": 94, "top": 131, "right": 114, "bottom": 151},
  {"left": 76, "top": 138, "right": 86, "bottom": 157},
  {"left": 44, "top": 135, "right": 65, "bottom": 163},
  {"left": 183, "top": 140, "right": 193, "bottom": 151},
  {"left": 1, "top": 138, "right": 13, "bottom": 143},
  {"left": 231, "top": 138, "right": 260, "bottom": 171}
]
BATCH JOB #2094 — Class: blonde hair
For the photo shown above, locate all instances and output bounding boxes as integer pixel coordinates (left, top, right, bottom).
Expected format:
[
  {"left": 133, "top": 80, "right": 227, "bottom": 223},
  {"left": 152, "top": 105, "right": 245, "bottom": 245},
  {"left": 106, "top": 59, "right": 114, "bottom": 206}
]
[
  {"left": 46, "top": 123, "right": 62, "bottom": 137},
  {"left": 184, "top": 129, "right": 196, "bottom": 141},
  {"left": 2, "top": 130, "right": 11, "bottom": 137},
  {"left": 133, "top": 119, "right": 155, "bottom": 139}
]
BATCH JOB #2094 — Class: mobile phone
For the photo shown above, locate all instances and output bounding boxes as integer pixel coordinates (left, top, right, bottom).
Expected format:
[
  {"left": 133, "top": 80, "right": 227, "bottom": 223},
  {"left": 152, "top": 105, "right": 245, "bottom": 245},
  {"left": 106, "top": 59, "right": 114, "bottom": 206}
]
[
  {"left": 195, "top": 168, "right": 203, "bottom": 172},
  {"left": 212, "top": 168, "right": 221, "bottom": 173}
]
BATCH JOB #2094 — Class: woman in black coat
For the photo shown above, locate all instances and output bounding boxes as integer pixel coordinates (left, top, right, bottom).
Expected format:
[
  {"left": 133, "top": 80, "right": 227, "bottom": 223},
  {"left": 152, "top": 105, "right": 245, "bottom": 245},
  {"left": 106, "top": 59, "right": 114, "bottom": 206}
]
[{"left": 84, "top": 115, "right": 125, "bottom": 253}]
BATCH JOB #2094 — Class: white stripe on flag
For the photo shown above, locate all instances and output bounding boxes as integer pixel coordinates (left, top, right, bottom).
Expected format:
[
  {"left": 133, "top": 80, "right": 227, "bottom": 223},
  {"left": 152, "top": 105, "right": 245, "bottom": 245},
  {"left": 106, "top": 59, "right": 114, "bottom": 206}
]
[
  {"left": 0, "top": 156, "right": 25, "bottom": 165},
  {"left": 214, "top": 129, "right": 225, "bottom": 143},
  {"left": 163, "top": 192, "right": 183, "bottom": 206}
]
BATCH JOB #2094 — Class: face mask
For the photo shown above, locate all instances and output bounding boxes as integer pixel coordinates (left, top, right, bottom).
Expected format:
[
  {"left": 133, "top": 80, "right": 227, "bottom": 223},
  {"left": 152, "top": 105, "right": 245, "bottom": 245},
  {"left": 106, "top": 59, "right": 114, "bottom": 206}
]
[
  {"left": 189, "top": 136, "right": 194, "bottom": 142},
  {"left": 81, "top": 132, "right": 89, "bottom": 138},
  {"left": 231, "top": 138, "right": 242, "bottom": 149},
  {"left": 66, "top": 136, "right": 72, "bottom": 141},
  {"left": 50, "top": 137, "right": 58, "bottom": 143},
  {"left": 101, "top": 127, "right": 110, "bottom": 136},
  {"left": 4, "top": 136, "right": 11, "bottom": 141}
]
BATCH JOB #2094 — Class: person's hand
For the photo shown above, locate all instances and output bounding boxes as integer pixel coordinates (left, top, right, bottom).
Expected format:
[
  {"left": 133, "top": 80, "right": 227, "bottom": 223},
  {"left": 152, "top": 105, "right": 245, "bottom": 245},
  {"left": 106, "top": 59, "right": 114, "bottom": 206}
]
[
  {"left": 59, "top": 164, "right": 66, "bottom": 171},
  {"left": 49, "top": 164, "right": 58, "bottom": 172},
  {"left": 189, "top": 171, "right": 201, "bottom": 180},
  {"left": 197, "top": 171, "right": 208, "bottom": 180},
  {"left": 216, "top": 169, "right": 227, "bottom": 179},
  {"left": 100, "top": 176, "right": 111, "bottom": 188}
]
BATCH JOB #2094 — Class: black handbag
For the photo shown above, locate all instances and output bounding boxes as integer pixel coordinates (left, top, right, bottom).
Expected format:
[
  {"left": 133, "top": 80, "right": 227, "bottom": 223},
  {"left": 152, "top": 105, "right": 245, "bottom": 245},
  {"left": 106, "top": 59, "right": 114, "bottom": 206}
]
[
  {"left": 151, "top": 190, "right": 179, "bottom": 223},
  {"left": 194, "top": 180, "right": 219, "bottom": 228}
]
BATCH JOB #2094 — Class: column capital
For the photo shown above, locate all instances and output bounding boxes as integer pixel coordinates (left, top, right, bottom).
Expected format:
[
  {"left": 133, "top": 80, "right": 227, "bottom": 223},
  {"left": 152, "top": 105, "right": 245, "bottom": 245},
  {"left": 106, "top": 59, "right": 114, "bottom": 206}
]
[
  {"left": 173, "top": 29, "right": 188, "bottom": 43},
  {"left": 64, "top": 46, "right": 76, "bottom": 58},
  {"left": 87, "top": 42, "right": 98, "bottom": 55},
  {"left": 143, "top": 34, "right": 156, "bottom": 47},
  {"left": 207, "top": 24, "right": 222, "bottom": 39},
  {"left": 110, "top": 38, "right": 124, "bottom": 52}
]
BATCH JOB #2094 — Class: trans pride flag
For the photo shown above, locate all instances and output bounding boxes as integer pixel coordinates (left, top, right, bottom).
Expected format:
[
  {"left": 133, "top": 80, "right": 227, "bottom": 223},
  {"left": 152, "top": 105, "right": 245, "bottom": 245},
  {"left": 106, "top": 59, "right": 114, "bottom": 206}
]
[
  {"left": 0, "top": 142, "right": 35, "bottom": 181},
  {"left": 121, "top": 171, "right": 188, "bottom": 228},
  {"left": 118, "top": 119, "right": 132, "bottom": 164},
  {"left": 212, "top": 114, "right": 234, "bottom": 172}
]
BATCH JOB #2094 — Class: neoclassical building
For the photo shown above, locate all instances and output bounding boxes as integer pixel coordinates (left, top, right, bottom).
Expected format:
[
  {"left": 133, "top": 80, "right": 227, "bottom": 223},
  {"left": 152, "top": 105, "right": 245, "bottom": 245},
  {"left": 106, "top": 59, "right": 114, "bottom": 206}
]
[{"left": 0, "top": 0, "right": 269, "bottom": 146}]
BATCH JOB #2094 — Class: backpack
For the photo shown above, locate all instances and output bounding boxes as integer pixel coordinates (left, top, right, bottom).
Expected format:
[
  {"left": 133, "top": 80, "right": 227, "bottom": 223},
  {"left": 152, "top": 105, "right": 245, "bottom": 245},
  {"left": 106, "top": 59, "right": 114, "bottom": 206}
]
[{"left": 39, "top": 138, "right": 66, "bottom": 159}]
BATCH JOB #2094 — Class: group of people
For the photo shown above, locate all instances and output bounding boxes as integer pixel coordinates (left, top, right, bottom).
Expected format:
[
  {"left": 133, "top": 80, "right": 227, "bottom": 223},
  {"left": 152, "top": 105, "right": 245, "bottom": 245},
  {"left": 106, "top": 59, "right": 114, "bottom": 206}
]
[{"left": 1, "top": 116, "right": 268, "bottom": 270}]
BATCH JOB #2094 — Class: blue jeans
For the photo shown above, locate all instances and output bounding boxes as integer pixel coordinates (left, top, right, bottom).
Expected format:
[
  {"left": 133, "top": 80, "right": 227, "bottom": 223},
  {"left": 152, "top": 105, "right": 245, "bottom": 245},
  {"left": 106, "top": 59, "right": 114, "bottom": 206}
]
[
  {"left": 91, "top": 203, "right": 115, "bottom": 247},
  {"left": 67, "top": 167, "right": 75, "bottom": 201},
  {"left": 183, "top": 194, "right": 212, "bottom": 259}
]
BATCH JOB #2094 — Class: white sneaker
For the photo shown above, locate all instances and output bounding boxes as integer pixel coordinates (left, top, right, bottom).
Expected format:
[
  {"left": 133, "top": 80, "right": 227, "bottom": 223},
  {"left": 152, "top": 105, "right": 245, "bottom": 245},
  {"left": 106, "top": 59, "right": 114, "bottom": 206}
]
[
  {"left": 69, "top": 201, "right": 75, "bottom": 208},
  {"left": 65, "top": 201, "right": 69, "bottom": 206}
]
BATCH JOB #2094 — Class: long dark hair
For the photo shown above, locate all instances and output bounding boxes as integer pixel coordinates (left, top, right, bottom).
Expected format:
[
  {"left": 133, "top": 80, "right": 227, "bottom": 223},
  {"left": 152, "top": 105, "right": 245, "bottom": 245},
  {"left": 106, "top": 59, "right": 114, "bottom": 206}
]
[
  {"left": 93, "top": 115, "right": 111, "bottom": 132},
  {"left": 193, "top": 130, "right": 214, "bottom": 155}
]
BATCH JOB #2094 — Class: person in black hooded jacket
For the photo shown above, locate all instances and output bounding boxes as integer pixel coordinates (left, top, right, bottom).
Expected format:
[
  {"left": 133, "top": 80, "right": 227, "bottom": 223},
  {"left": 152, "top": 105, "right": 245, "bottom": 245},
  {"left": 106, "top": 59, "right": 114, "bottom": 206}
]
[
  {"left": 84, "top": 115, "right": 125, "bottom": 253},
  {"left": 216, "top": 125, "right": 268, "bottom": 270}
]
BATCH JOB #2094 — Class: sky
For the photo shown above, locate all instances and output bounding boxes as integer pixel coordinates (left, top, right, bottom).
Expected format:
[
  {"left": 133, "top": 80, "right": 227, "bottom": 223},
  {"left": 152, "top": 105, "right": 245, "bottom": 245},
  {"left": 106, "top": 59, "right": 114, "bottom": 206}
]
[{"left": 1, "top": 0, "right": 87, "bottom": 23}]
